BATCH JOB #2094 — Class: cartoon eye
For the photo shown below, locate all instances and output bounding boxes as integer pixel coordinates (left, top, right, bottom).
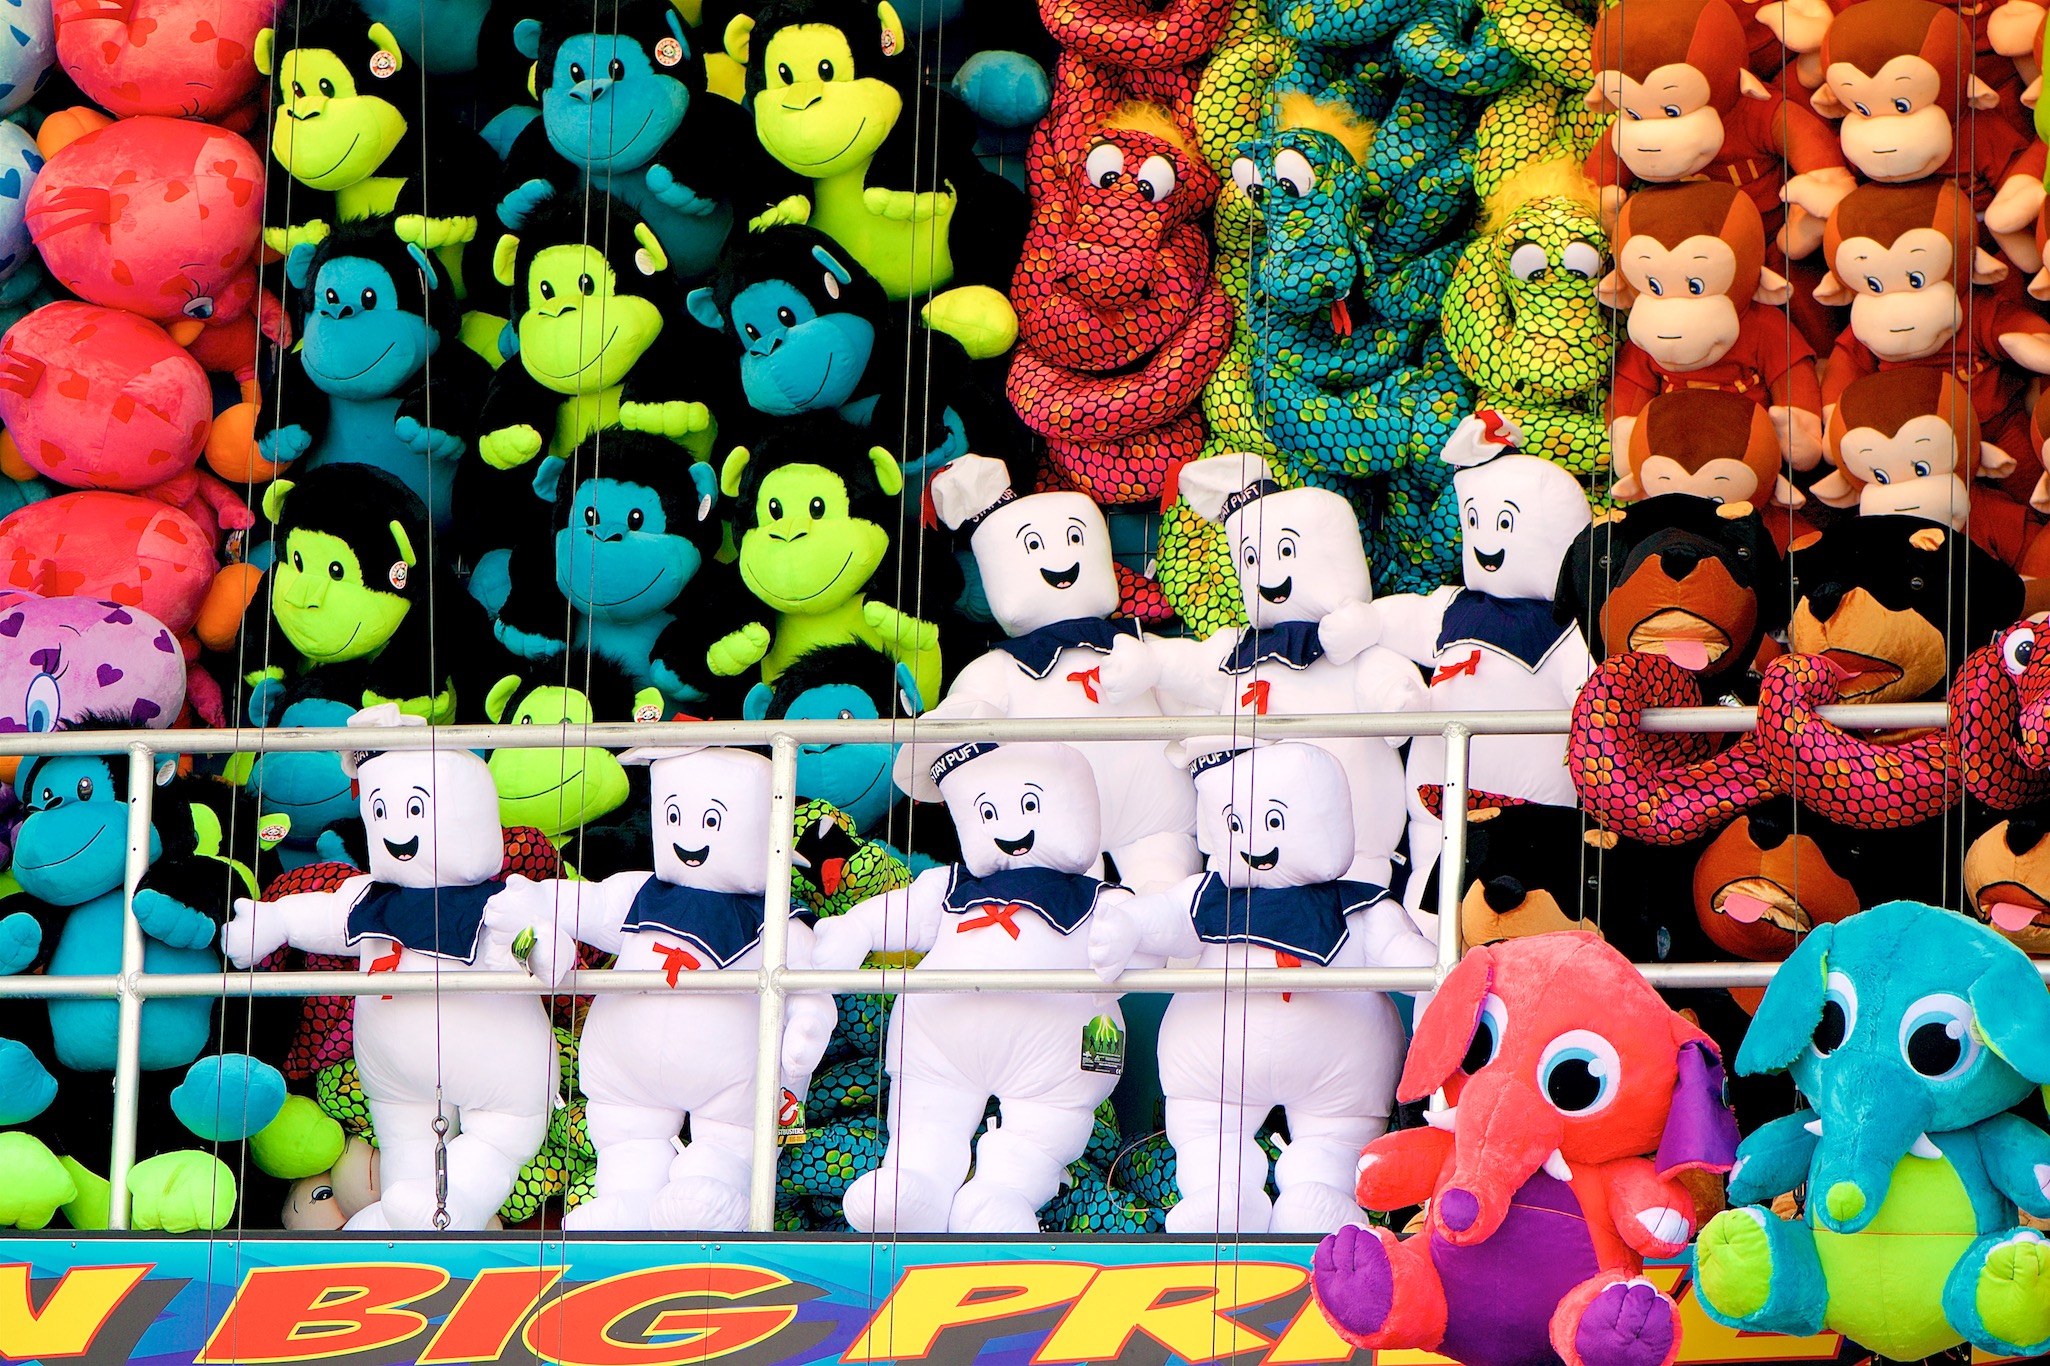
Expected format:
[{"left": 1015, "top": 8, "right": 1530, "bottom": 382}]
[
  {"left": 1464, "top": 504, "right": 1478, "bottom": 529},
  {"left": 324, "top": 287, "right": 339, "bottom": 304},
  {"left": 1277, "top": 536, "right": 1297, "bottom": 559},
  {"left": 808, "top": 496, "right": 825, "bottom": 518},
  {"left": 1273, "top": 148, "right": 1314, "bottom": 197},
  {"left": 1892, "top": 97, "right": 1912, "bottom": 113},
  {"left": 1508, "top": 242, "right": 1548, "bottom": 281},
  {"left": 703, "top": 808, "right": 722, "bottom": 829},
  {"left": 1862, "top": 276, "right": 1883, "bottom": 294},
  {"left": 775, "top": 62, "right": 792, "bottom": 85},
  {"left": 1660, "top": 103, "right": 1681, "bottom": 117},
  {"left": 1644, "top": 277, "right": 1663, "bottom": 296},
  {"left": 1910, "top": 575, "right": 1926, "bottom": 591},
  {"left": 310, "top": 1184, "right": 334, "bottom": 1202},
  {"left": 1852, "top": 101, "right": 1871, "bottom": 117},
  {"left": 977, "top": 800, "right": 997, "bottom": 823},
  {"left": 1461, "top": 993, "right": 1509, "bottom": 1073},
  {"left": 742, "top": 323, "right": 760, "bottom": 341},
  {"left": 1906, "top": 271, "right": 1926, "bottom": 289},
  {"left": 1021, "top": 792, "right": 1039, "bottom": 814},
  {"left": 359, "top": 288, "right": 377, "bottom": 310},
  {"left": 665, "top": 801, "right": 681, "bottom": 825},
  {"left": 1135, "top": 154, "right": 1176, "bottom": 202},
  {"left": 1066, "top": 524, "right": 1084, "bottom": 546},
  {"left": 1813, "top": 971, "right": 1857, "bottom": 1055},
  {"left": 1898, "top": 993, "right": 1979, "bottom": 1079},
  {"left": 292, "top": 552, "right": 304, "bottom": 572},
  {"left": 2003, "top": 624, "right": 2036, "bottom": 676},
  {"left": 569, "top": 62, "right": 586, "bottom": 83},
  {"left": 1622, "top": 107, "right": 1640, "bottom": 120},
  {"left": 768, "top": 498, "right": 784, "bottom": 519},
  {"left": 1912, "top": 461, "right": 1931, "bottom": 477},
  {"left": 1561, "top": 242, "right": 1602, "bottom": 279},
  {"left": 584, "top": 504, "right": 599, "bottom": 526},
  {"left": 1242, "top": 543, "right": 1257, "bottom": 565},
  {"left": 608, "top": 57, "right": 624, "bottom": 80},
  {"left": 1024, "top": 531, "right": 1045, "bottom": 552},
  {"left": 837, "top": 709, "right": 853, "bottom": 720},
  {"left": 1263, "top": 807, "right": 1282, "bottom": 831},
  {"left": 519, "top": 714, "right": 533, "bottom": 724},
  {"left": 1227, "top": 810, "right": 1243, "bottom": 834},
  {"left": 1497, "top": 509, "right": 1515, "bottom": 533},
  {"left": 816, "top": 58, "right": 834, "bottom": 80},
  {"left": 406, "top": 796, "right": 424, "bottom": 818},
  {"left": 539, "top": 280, "right": 556, "bottom": 301},
  {"left": 1084, "top": 142, "right": 1125, "bottom": 188},
  {"left": 1686, "top": 277, "right": 1704, "bottom": 295},
  {"left": 1229, "top": 156, "right": 1263, "bottom": 196},
  {"left": 1871, "top": 469, "right": 1891, "bottom": 484},
  {"left": 578, "top": 273, "right": 595, "bottom": 296},
  {"left": 182, "top": 296, "right": 214, "bottom": 319},
  {"left": 327, "top": 560, "right": 345, "bottom": 580},
  {"left": 776, "top": 306, "right": 796, "bottom": 327},
  {"left": 24, "top": 673, "right": 60, "bottom": 733},
  {"left": 75, "top": 776, "right": 92, "bottom": 801},
  {"left": 1537, "top": 1030, "right": 1622, "bottom": 1114},
  {"left": 627, "top": 508, "right": 644, "bottom": 531},
  {"left": 317, "top": 77, "right": 334, "bottom": 97},
  {"left": 372, "top": 798, "right": 387, "bottom": 820},
  {"left": 291, "top": 81, "right": 304, "bottom": 98},
  {"left": 37, "top": 785, "right": 54, "bottom": 809}
]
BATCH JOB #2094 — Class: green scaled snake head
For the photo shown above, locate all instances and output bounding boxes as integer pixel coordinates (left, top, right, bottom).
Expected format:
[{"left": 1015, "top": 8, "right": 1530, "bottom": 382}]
[
  {"left": 1233, "top": 127, "right": 1379, "bottom": 317},
  {"left": 1447, "top": 194, "right": 1610, "bottom": 402}
]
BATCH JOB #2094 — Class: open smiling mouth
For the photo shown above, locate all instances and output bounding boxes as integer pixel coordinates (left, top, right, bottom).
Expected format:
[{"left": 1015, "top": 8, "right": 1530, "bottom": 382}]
[
  {"left": 383, "top": 836, "right": 420, "bottom": 861},
  {"left": 1259, "top": 577, "right": 1292, "bottom": 604},
  {"left": 1820, "top": 649, "right": 1905, "bottom": 697},
  {"left": 1475, "top": 548, "right": 1505, "bottom": 572},
  {"left": 1977, "top": 882, "right": 2050, "bottom": 934},
  {"left": 994, "top": 831, "right": 1036, "bottom": 856},
  {"left": 1240, "top": 847, "right": 1279, "bottom": 870},
  {"left": 1711, "top": 878, "right": 1808, "bottom": 932},
  {"left": 1041, "top": 563, "right": 1080, "bottom": 589},
  {"left": 673, "top": 843, "right": 709, "bottom": 867}
]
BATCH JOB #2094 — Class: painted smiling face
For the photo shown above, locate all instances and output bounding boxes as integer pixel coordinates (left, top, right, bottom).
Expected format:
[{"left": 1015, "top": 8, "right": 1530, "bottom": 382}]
[
  {"left": 970, "top": 492, "right": 1118, "bottom": 636},
  {"left": 647, "top": 749, "right": 773, "bottom": 893},
  {"left": 1223, "top": 485, "right": 1371, "bottom": 628},
  {"left": 357, "top": 748, "right": 503, "bottom": 887},
  {"left": 1454, "top": 453, "right": 1592, "bottom": 598},
  {"left": 1194, "top": 743, "right": 1353, "bottom": 890},
  {"left": 938, "top": 742, "right": 1100, "bottom": 878}
]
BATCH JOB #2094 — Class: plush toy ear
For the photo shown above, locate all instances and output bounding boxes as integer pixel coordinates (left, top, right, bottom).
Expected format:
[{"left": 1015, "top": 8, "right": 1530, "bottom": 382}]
[
  {"left": 1972, "top": 247, "right": 2009, "bottom": 286},
  {"left": 1808, "top": 467, "right": 1859, "bottom": 507},
  {"left": 513, "top": 17, "right": 543, "bottom": 59},
  {"left": 723, "top": 13, "right": 753, "bottom": 65},
  {"left": 366, "top": 23, "right": 403, "bottom": 71},
  {"left": 633, "top": 222, "right": 668, "bottom": 276},
  {"left": 1810, "top": 84, "right": 1850, "bottom": 119},
  {"left": 1981, "top": 442, "right": 2017, "bottom": 478},
  {"left": 686, "top": 287, "right": 726, "bottom": 332},
  {"left": 1736, "top": 921, "right": 1833, "bottom": 1076},
  {"left": 664, "top": 10, "right": 693, "bottom": 60},
  {"left": 1812, "top": 272, "right": 1855, "bottom": 306},
  {"left": 687, "top": 461, "right": 719, "bottom": 522},
  {"left": 498, "top": 320, "right": 521, "bottom": 359},
  {"left": 876, "top": 1, "right": 905, "bottom": 57},
  {"left": 1395, "top": 946, "right": 1495, "bottom": 1102},
  {"left": 1753, "top": 267, "right": 1792, "bottom": 307},
  {"left": 484, "top": 674, "right": 521, "bottom": 724},
  {"left": 532, "top": 455, "right": 568, "bottom": 502},
  {"left": 1594, "top": 268, "right": 1632, "bottom": 310},
  {"left": 403, "top": 242, "right": 439, "bottom": 292},
  {"left": 1969, "top": 936, "right": 2050, "bottom": 1081},
  {"left": 720, "top": 447, "right": 751, "bottom": 499},
  {"left": 741, "top": 682, "right": 772, "bottom": 721},
  {"left": 868, "top": 446, "right": 904, "bottom": 497},
  {"left": 894, "top": 661, "right": 923, "bottom": 717},
  {"left": 1772, "top": 475, "right": 1805, "bottom": 509},
  {"left": 1967, "top": 74, "right": 1999, "bottom": 110},
  {"left": 285, "top": 242, "right": 320, "bottom": 292},
  {"left": 493, "top": 234, "right": 520, "bottom": 289},
  {"left": 255, "top": 26, "right": 275, "bottom": 75},
  {"left": 528, "top": 61, "right": 537, "bottom": 99},
  {"left": 1738, "top": 69, "right": 1771, "bottom": 101},
  {"left": 812, "top": 244, "right": 854, "bottom": 289},
  {"left": 388, "top": 520, "right": 417, "bottom": 569},
  {"left": 262, "top": 479, "right": 295, "bottom": 524},
  {"left": 1656, "top": 1038, "right": 1740, "bottom": 1176},
  {"left": 221, "top": 748, "right": 257, "bottom": 787}
]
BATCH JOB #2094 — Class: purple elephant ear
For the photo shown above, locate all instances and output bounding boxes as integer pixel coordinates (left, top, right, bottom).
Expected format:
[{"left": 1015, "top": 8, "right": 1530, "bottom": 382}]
[{"left": 1656, "top": 1040, "right": 1741, "bottom": 1176}]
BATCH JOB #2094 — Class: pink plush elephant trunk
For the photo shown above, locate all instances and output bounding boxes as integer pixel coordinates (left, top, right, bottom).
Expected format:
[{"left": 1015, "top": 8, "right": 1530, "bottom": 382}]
[{"left": 1435, "top": 1068, "right": 1567, "bottom": 1247}]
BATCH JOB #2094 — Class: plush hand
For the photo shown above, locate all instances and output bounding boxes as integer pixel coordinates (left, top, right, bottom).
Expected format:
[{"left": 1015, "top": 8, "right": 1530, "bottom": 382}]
[
  {"left": 0, "top": 1133, "right": 74, "bottom": 1230},
  {"left": 1768, "top": 405, "right": 1825, "bottom": 471},
  {"left": 495, "top": 617, "right": 568, "bottom": 661},
  {"left": 1087, "top": 904, "right": 1141, "bottom": 983},
  {"left": 862, "top": 601, "right": 939, "bottom": 656},
  {"left": 1986, "top": 174, "right": 2047, "bottom": 236},
  {"left": 707, "top": 623, "right": 773, "bottom": 677},
  {"left": 781, "top": 993, "right": 836, "bottom": 1082},
  {"left": 1318, "top": 599, "right": 1384, "bottom": 664},
  {"left": 134, "top": 889, "right": 217, "bottom": 951},
  {"left": 0, "top": 1037, "right": 57, "bottom": 1125},
  {"left": 748, "top": 195, "right": 812, "bottom": 231},
  {"left": 808, "top": 913, "right": 872, "bottom": 972},
  {"left": 620, "top": 399, "right": 711, "bottom": 441},
  {"left": 951, "top": 49, "right": 1049, "bottom": 128},
  {"left": 262, "top": 221, "right": 330, "bottom": 257},
  {"left": 1781, "top": 166, "right": 1858, "bottom": 220},
  {"left": 127, "top": 1151, "right": 237, "bottom": 1233},
  {"left": 394, "top": 415, "right": 465, "bottom": 463},
  {"left": 498, "top": 178, "right": 557, "bottom": 230},
  {"left": 171, "top": 1053, "right": 286, "bottom": 1142},
  {"left": 258, "top": 424, "right": 314, "bottom": 468},
  {"left": 480, "top": 424, "right": 546, "bottom": 470},
  {"left": 922, "top": 286, "right": 1018, "bottom": 360},
  {"left": 863, "top": 186, "right": 952, "bottom": 223},
  {"left": 1988, "top": 0, "right": 2048, "bottom": 54},
  {"left": 396, "top": 214, "right": 477, "bottom": 250},
  {"left": 482, "top": 876, "right": 576, "bottom": 988},
  {"left": 0, "top": 911, "right": 40, "bottom": 976},
  {"left": 2001, "top": 331, "right": 2050, "bottom": 373},
  {"left": 1096, "top": 634, "right": 1162, "bottom": 704},
  {"left": 222, "top": 897, "right": 288, "bottom": 968},
  {"left": 644, "top": 164, "right": 718, "bottom": 216}
]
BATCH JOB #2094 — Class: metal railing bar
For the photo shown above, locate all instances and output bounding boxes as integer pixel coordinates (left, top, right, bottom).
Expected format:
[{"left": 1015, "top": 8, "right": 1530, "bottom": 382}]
[
  {"left": 107, "top": 742, "right": 154, "bottom": 1231},
  {"left": 747, "top": 735, "right": 799, "bottom": 1232}
]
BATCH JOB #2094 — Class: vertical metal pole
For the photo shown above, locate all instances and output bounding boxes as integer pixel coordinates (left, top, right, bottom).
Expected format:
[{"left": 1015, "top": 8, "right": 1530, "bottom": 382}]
[
  {"left": 1434, "top": 724, "right": 1471, "bottom": 983},
  {"left": 107, "top": 742, "right": 155, "bottom": 1230},
  {"left": 747, "top": 734, "right": 799, "bottom": 1232}
]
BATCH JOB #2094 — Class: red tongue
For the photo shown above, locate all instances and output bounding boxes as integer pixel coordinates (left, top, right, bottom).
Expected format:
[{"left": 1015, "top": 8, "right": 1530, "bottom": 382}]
[
  {"left": 1723, "top": 893, "right": 1771, "bottom": 924},
  {"left": 1331, "top": 299, "right": 1352, "bottom": 339}
]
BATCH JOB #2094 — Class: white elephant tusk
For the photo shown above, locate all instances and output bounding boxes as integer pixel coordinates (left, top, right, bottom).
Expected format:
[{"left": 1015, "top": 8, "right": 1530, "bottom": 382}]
[
  {"left": 1803, "top": 1118, "right": 1823, "bottom": 1135},
  {"left": 1908, "top": 1133, "right": 1942, "bottom": 1160},
  {"left": 1423, "top": 1106, "right": 1458, "bottom": 1130},
  {"left": 1542, "top": 1149, "right": 1573, "bottom": 1182}
]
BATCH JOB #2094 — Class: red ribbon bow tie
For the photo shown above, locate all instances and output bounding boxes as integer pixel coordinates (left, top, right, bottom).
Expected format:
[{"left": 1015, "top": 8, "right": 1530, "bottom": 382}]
[
  {"left": 654, "top": 940, "right": 702, "bottom": 987},
  {"left": 957, "top": 903, "right": 1026, "bottom": 939}
]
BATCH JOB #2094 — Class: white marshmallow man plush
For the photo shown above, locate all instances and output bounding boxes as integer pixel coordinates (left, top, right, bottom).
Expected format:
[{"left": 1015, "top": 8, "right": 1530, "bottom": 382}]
[
  {"left": 812, "top": 740, "right": 1129, "bottom": 1234},
  {"left": 1322, "top": 414, "right": 1595, "bottom": 914},
  {"left": 899, "top": 456, "right": 1198, "bottom": 893},
  {"left": 481, "top": 742, "right": 835, "bottom": 1233},
  {"left": 220, "top": 705, "right": 556, "bottom": 1231},
  {"left": 1097, "top": 454, "right": 1425, "bottom": 887},
  {"left": 1089, "top": 740, "right": 1433, "bottom": 1235}
]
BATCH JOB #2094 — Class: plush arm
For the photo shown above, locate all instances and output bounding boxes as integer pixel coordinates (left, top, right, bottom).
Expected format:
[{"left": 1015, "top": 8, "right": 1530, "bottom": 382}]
[
  {"left": 482, "top": 872, "right": 645, "bottom": 983},
  {"left": 781, "top": 919, "right": 837, "bottom": 1086},
  {"left": 1348, "top": 900, "right": 1436, "bottom": 972},
  {"left": 0, "top": 895, "right": 61, "bottom": 977},
  {"left": 1726, "top": 1111, "right": 1822, "bottom": 1204},
  {"left": 395, "top": 344, "right": 494, "bottom": 462},
  {"left": 1973, "top": 1111, "right": 2050, "bottom": 1219},
  {"left": 1600, "top": 1155, "right": 1701, "bottom": 1258},
  {"left": 475, "top": 363, "right": 563, "bottom": 471},
  {"left": 1088, "top": 876, "right": 1203, "bottom": 980},
  {"left": 1147, "top": 632, "right": 1236, "bottom": 712},
  {"left": 1366, "top": 587, "right": 1459, "bottom": 666},
  {"left": 809, "top": 865, "right": 951, "bottom": 968},
  {"left": 1354, "top": 1124, "right": 1454, "bottom": 1211},
  {"left": 222, "top": 882, "right": 362, "bottom": 964},
  {"left": 252, "top": 349, "right": 334, "bottom": 455}
]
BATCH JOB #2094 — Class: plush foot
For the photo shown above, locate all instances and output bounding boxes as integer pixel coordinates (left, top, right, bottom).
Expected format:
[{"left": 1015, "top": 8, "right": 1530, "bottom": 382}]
[
  {"left": 1572, "top": 1279, "right": 1679, "bottom": 1366},
  {"left": 1270, "top": 1181, "right": 1368, "bottom": 1235},
  {"left": 1692, "top": 1208, "right": 1775, "bottom": 1321},
  {"left": 562, "top": 1192, "right": 657, "bottom": 1233},
  {"left": 127, "top": 1151, "right": 237, "bottom": 1232},
  {"left": 650, "top": 1177, "right": 748, "bottom": 1233},
  {"left": 948, "top": 1179, "right": 1043, "bottom": 1233},
  {"left": 843, "top": 1168, "right": 952, "bottom": 1233},
  {"left": 1164, "top": 1187, "right": 1271, "bottom": 1235},
  {"left": 1972, "top": 1230, "right": 2050, "bottom": 1354},
  {"left": 1311, "top": 1222, "right": 1396, "bottom": 1339},
  {"left": 0, "top": 1132, "right": 75, "bottom": 1228}
]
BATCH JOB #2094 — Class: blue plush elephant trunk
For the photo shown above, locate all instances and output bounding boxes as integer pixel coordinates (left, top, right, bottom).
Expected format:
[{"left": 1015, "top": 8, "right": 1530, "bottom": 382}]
[{"left": 1805, "top": 1068, "right": 1936, "bottom": 1234}]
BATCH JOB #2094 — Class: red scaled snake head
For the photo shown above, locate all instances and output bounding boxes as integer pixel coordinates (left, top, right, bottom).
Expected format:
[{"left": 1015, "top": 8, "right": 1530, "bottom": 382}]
[
  {"left": 2002, "top": 616, "right": 2050, "bottom": 767},
  {"left": 1053, "top": 120, "right": 1216, "bottom": 310}
]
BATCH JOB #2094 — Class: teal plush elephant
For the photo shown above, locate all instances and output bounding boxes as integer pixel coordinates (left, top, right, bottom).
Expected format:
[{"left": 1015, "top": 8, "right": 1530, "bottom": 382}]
[{"left": 1691, "top": 902, "right": 2050, "bottom": 1362}]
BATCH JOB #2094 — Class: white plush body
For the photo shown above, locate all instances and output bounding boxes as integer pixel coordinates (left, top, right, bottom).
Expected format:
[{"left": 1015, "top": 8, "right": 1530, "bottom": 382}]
[
  {"left": 815, "top": 742, "right": 1125, "bottom": 1234},
  {"left": 221, "top": 714, "right": 555, "bottom": 1232}
]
